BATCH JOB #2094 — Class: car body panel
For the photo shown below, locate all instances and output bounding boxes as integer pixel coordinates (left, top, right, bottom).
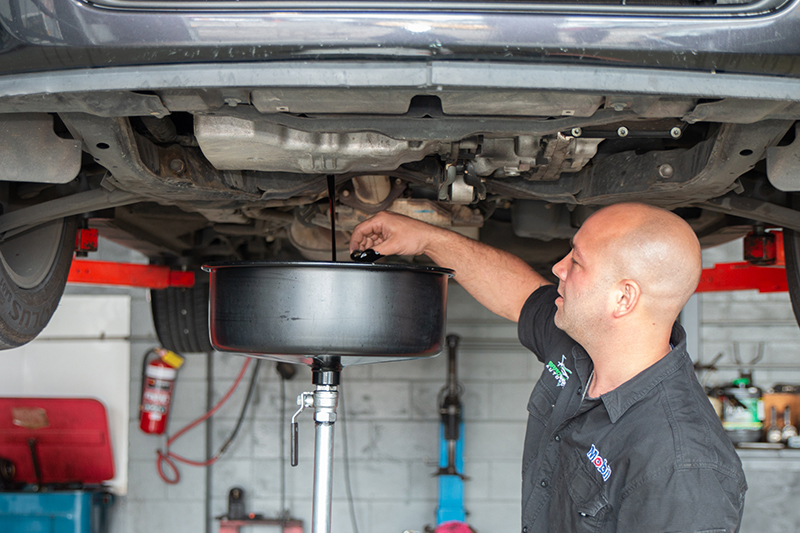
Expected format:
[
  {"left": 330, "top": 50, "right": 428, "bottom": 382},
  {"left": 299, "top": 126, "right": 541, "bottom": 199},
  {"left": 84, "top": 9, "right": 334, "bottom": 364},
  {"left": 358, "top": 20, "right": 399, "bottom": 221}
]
[{"left": 2, "top": 0, "right": 800, "bottom": 76}]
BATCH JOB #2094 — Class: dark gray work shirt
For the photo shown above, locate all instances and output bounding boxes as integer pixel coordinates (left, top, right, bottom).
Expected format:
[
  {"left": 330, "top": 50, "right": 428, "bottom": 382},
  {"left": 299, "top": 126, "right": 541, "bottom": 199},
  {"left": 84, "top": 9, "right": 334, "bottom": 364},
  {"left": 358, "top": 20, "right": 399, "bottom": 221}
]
[{"left": 517, "top": 285, "right": 747, "bottom": 533}]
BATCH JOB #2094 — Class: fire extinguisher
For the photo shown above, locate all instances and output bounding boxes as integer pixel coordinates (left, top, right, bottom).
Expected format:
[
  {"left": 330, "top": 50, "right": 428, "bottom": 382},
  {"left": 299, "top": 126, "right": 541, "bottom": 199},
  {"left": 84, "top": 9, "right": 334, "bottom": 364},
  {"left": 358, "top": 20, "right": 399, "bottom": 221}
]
[{"left": 140, "top": 348, "right": 184, "bottom": 435}]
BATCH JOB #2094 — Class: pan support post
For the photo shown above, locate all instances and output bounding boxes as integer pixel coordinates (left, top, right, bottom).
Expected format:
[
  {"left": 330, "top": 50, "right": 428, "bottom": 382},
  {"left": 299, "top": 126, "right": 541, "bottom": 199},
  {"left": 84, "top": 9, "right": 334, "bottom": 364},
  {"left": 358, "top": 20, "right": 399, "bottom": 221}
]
[
  {"left": 291, "top": 361, "right": 341, "bottom": 533},
  {"left": 312, "top": 383, "right": 338, "bottom": 533}
]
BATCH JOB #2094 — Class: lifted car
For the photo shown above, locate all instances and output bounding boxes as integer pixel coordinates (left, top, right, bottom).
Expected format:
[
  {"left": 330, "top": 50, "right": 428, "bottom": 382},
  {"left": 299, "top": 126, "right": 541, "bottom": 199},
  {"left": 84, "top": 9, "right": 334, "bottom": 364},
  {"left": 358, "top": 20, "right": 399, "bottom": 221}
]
[{"left": 1, "top": 0, "right": 800, "bottom": 351}]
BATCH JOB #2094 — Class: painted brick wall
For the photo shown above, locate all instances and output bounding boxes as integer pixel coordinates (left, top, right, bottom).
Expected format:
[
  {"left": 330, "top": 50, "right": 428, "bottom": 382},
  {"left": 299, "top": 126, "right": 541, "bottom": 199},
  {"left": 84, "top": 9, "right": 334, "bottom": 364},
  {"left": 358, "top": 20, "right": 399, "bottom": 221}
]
[{"left": 699, "top": 239, "right": 800, "bottom": 533}]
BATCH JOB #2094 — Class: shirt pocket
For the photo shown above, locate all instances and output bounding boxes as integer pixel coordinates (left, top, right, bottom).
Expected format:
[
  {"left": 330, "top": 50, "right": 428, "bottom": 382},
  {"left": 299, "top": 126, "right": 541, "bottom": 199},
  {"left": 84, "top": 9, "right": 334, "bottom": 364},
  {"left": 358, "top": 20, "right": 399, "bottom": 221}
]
[
  {"left": 555, "top": 449, "right": 610, "bottom": 533},
  {"left": 527, "top": 375, "right": 556, "bottom": 424},
  {"left": 522, "top": 378, "right": 556, "bottom": 474}
]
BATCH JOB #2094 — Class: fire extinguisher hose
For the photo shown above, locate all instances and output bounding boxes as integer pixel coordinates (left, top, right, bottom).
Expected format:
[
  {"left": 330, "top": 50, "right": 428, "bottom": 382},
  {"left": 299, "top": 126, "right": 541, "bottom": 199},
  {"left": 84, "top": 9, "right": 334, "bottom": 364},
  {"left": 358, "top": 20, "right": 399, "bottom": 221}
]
[{"left": 156, "top": 357, "right": 255, "bottom": 484}]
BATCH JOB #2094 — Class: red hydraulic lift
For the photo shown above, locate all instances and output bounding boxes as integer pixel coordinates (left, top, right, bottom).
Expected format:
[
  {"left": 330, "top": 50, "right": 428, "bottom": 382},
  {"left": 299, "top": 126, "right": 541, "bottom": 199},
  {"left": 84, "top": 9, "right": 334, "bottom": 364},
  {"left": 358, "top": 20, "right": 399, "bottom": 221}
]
[
  {"left": 696, "top": 229, "right": 789, "bottom": 294},
  {"left": 68, "top": 228, "right": 195, "bottom": 289},
  {"left": 67, "top": 227, "right": 792, "bottom": 294},
  {"left": 68, "top": 260, "right": 195, "bottom": 289}
]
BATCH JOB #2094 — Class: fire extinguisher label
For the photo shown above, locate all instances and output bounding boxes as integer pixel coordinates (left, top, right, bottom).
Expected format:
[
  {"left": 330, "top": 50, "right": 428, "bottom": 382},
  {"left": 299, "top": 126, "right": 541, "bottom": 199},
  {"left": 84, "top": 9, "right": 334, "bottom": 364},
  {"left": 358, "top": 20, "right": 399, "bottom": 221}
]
[
  {"left": 140, "top": 359, "right": 179, "bottom": 435},
  {"left": 142, "top": 395, "right": 170, "bottom": 412},
  {"left": 142, "top": 379, "right": 173, "bottom": 420},
  {"left": 146, "top": 378, "right": 171, "bottom": 390}
]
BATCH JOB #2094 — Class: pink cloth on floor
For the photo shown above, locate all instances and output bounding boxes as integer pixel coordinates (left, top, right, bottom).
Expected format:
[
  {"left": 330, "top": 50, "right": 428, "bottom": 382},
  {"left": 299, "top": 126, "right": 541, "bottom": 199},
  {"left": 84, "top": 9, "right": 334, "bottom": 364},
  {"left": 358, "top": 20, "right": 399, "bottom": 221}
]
[{"left": 434, "top": 521, "right": 472, "bottom": 533}]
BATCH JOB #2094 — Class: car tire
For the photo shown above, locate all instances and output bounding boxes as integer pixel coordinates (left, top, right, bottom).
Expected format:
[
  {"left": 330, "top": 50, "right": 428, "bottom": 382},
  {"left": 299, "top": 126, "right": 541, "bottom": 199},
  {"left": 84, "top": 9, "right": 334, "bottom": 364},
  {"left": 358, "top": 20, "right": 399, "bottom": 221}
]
[
  {"left": 150, "top": 283, "right": 213, "bottom": 353},
  {"left": 784, "top": 228, "right": 800, "bottom": 328},
  {"left": 0, "top": 217, "right": 78, "bottom": 349}
]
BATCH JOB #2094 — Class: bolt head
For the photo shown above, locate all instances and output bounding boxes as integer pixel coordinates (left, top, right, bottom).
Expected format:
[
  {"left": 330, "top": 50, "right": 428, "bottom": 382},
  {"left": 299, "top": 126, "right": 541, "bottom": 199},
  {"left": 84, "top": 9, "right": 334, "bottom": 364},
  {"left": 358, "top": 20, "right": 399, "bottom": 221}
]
[
  {"left": 617, "top": 126, "right": 629, "bottom": 138},
  {"left": 670, "top": 127, "right": 683, "bottom": 139},
  {"left": 571, "top": 127, "right": 582, "bottom": 137},
  {"left": 658, "top": 164, "right": 675, "bottom": 179},
  {"left": 169, "top": 159, "right": 185, "bottom": 173}
]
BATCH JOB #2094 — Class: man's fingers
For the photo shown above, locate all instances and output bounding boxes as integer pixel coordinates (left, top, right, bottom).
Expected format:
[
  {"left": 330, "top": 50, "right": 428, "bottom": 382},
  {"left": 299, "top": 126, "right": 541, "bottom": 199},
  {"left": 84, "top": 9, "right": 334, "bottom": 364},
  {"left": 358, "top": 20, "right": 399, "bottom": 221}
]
[
  {"left": 362, "top": 236, "right": 377, "bottom": 250},
  {"left": 350, "top": 225, "right": 375, "bottom": 252},
  {"left": 350, "top": 219, "right": 390, "bottom": 251},
  {"left": 350, "top": 211, "right": 418, "bottom": 257}
]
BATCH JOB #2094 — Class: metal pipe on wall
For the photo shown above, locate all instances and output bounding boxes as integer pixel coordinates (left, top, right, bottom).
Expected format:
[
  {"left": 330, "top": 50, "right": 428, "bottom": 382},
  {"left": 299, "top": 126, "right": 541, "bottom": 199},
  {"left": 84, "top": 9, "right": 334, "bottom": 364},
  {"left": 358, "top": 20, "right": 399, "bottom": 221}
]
[{"left": 205, "top": 352, "right": 214, "bottom": 533}]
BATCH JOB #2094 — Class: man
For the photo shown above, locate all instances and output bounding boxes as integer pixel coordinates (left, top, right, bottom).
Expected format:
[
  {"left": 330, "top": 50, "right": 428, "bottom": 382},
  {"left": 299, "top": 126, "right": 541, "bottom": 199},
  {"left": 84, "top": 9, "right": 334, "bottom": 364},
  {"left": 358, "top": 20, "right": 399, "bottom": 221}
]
[{"left": 350, "top": 203, "right": 746, "bottom": 532}]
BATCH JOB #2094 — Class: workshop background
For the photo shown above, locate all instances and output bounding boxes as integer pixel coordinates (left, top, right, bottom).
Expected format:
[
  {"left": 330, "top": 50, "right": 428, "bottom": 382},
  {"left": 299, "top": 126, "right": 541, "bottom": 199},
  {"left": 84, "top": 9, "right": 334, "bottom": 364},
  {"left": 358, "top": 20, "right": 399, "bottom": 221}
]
[{"left": 2, "top": 237, "right": 799, "bottom": 533}]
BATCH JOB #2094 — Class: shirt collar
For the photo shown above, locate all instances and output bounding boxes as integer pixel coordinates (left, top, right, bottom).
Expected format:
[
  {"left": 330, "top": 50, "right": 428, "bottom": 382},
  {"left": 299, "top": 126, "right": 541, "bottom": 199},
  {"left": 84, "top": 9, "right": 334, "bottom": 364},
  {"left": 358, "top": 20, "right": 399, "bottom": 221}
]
[{"left": 597, "top": 323, "right": 690, "bottom": 424}]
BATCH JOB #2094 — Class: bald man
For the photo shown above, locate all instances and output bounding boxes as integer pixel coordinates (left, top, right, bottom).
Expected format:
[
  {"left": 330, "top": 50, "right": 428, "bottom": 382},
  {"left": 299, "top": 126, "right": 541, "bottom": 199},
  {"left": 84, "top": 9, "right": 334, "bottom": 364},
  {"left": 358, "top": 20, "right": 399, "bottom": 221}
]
[{"left": 350, "top": 203, "right": 746, "bottom": 533}]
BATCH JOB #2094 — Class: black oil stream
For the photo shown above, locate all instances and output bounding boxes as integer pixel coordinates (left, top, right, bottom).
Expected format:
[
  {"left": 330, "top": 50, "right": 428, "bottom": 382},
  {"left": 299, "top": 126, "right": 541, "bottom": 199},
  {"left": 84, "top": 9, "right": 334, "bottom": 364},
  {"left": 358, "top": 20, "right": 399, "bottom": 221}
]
[{"left": 327, "top": 174, "right": 336, "bottom": 262}]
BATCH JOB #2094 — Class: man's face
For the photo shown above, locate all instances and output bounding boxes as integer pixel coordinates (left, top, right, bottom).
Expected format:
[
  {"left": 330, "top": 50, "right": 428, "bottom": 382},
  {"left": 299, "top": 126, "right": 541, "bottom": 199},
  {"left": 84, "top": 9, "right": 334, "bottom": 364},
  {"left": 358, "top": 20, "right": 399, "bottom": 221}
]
[{"left": 551, "top": 219, "right": 615, "bottom": 340}]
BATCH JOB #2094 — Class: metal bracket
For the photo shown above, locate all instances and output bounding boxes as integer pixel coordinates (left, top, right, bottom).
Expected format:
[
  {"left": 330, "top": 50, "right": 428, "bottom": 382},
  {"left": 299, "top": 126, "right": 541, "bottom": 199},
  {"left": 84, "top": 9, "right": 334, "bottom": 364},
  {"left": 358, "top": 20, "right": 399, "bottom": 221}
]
[
  {"left": 438, "top": 164, "right": 476, "bottom": 204},
  {"left": 767, "top": 123, "right": 800, "bottom": 192}
]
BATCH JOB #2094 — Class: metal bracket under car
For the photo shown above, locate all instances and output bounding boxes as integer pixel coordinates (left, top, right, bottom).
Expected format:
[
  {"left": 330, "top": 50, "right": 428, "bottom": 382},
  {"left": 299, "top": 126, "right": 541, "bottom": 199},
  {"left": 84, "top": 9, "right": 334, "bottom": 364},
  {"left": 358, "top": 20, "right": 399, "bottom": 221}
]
[
  {"left": 767, "top": 123, "right": 800, "bottom": 192},
  {"left": 487, "top": 120, "right": 795, "bottom": 208},
  {"left": 0, "top": 114, "right": 81, "bottom": 184}
]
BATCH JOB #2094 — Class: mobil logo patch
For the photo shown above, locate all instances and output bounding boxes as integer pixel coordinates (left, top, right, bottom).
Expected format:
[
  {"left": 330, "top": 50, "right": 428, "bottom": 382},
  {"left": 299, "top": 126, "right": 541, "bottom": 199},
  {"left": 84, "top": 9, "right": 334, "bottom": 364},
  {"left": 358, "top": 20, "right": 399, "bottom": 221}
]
[{"left": 586, "top": 444, "right": 612, "bottom": 482}]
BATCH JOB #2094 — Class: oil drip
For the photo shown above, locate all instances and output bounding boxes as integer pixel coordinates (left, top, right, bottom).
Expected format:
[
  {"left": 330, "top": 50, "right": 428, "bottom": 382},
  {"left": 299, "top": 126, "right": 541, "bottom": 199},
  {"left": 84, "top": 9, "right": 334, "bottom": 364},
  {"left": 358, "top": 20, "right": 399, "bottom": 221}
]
[{"left": 327, "top": 174, "right": 336, "bottom": 262}]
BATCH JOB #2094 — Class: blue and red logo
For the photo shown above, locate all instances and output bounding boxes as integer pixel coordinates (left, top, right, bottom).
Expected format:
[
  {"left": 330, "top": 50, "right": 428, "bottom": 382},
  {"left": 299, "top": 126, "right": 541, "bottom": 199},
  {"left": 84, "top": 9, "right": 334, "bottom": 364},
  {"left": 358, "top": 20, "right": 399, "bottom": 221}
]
[{"left": 586, "top": 444, "right": 612, "bottom": 482}]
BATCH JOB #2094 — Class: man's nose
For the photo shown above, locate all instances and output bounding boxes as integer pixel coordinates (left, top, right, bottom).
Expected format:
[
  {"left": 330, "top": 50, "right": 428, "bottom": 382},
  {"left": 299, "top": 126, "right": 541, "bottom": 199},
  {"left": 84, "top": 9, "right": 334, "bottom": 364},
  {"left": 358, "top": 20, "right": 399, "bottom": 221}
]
[{"left": 552, "top": 255, "right": 567, "bottom": 280}]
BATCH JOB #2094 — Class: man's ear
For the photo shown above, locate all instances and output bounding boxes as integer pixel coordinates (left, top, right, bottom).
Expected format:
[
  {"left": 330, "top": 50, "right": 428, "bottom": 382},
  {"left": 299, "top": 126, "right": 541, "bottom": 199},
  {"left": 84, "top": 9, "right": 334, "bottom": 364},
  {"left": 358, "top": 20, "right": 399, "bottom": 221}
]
[{"left": 613, "top": 279, "right": 640, "bottom": 318}]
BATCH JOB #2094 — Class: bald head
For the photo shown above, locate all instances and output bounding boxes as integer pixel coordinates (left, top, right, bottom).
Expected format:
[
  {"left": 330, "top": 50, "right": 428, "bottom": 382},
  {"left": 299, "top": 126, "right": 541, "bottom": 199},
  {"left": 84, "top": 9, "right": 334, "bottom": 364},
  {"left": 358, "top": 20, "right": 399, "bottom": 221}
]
[{"left": 585, "top": 203, "right": 702, "bottom": 322}]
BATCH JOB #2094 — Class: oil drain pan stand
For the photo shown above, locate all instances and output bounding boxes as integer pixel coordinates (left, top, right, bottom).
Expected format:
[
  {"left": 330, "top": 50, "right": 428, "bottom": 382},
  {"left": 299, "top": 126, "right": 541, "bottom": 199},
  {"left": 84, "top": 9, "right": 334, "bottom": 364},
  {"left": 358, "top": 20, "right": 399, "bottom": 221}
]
[{"left": 204, "top": 261, "right": 453, "bottom": 533}]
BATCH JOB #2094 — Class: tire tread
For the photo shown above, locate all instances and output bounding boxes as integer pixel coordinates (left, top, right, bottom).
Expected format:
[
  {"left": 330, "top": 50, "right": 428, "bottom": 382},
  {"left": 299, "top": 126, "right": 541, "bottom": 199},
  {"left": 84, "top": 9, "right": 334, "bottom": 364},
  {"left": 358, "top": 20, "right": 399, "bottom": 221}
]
[{"left": 151, "top": 284, "right": 212, "bottom": 354}]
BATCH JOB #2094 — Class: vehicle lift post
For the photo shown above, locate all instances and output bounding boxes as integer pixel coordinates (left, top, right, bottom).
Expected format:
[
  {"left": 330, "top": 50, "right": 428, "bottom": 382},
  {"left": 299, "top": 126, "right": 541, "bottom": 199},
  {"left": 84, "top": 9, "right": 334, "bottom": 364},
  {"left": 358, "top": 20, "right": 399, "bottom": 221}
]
[{"left": 434, "top": 335, "right": 472, "bottom": 531}]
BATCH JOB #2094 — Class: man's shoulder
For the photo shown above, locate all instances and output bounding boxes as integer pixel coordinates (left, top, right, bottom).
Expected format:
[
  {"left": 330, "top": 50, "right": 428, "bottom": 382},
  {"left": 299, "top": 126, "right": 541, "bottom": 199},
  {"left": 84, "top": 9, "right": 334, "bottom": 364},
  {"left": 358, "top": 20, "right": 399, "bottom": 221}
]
[
  {"left": 631, "top": 369, "right": 744, "bottom": 479},
  {"left": 607, "top": 359, "right": 740, "bottom": 467}
]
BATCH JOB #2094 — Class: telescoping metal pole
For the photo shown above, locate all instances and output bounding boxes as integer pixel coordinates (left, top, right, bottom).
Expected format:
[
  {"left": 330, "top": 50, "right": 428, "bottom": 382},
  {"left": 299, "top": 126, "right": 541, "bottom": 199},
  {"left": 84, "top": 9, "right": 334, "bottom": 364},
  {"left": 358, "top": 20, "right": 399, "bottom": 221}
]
[{"left": 312, "top": 384, "right": 338, "bottom": 533}]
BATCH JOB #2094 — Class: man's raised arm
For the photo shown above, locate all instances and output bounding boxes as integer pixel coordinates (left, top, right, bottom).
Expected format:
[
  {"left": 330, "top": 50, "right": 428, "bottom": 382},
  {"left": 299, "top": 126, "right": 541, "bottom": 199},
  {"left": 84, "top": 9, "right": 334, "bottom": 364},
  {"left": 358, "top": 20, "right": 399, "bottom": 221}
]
[{"left": 349, "top": 211, "right": 550, "bottom": 322}]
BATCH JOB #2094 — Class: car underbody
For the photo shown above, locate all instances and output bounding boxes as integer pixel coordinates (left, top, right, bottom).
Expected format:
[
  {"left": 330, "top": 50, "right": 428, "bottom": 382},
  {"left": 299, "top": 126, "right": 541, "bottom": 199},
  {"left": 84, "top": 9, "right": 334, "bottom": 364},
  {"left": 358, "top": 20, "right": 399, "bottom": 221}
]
[{"left": 2, "top": 81, "right": 798, "bottom": 266}]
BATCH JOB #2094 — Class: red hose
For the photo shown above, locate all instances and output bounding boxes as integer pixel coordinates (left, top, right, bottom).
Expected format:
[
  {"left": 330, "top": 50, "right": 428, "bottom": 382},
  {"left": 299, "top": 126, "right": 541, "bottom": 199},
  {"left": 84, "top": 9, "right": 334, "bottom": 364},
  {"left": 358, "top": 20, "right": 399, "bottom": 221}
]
[{"left": 156, "top": 358, "right": 251, "bottom": 484}]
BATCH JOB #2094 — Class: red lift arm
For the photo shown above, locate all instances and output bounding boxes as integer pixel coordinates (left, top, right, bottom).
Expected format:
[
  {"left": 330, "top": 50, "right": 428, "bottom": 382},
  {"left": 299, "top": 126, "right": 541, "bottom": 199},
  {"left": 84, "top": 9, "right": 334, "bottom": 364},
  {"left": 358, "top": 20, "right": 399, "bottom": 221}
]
[
  {"left": 696, "top": 262, "right": 788, "bottom": 293},
  {"left": 696, "top": 229, "right": 789, "bottom": 293},
  {"left": 68, "top": 259, "right": 194, "bottom": 289},
  {"left": 66, "top": 229, "right": 793, "bottom": 293},
  {"left": 69, "top": 258, "right": 787, "bottom": 293}
]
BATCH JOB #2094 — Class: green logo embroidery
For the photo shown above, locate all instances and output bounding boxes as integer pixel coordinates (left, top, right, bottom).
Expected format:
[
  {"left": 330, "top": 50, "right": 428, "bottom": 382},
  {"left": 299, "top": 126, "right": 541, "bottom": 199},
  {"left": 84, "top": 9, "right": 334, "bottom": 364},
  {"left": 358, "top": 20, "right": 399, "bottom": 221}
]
[{"left": 547, "top": 355, "right": 572, "bottom": 388}]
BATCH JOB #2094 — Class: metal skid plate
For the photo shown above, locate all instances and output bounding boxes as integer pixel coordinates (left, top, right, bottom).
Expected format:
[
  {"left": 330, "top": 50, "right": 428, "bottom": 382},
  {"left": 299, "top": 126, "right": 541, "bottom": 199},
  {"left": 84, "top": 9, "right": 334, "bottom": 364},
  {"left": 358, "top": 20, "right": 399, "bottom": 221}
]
[
  {"left": 0, "top": 114, "right": 81, "bottom": 184},
  {"left": 195, "top": 112, "right": 438, "bottom": 174}
]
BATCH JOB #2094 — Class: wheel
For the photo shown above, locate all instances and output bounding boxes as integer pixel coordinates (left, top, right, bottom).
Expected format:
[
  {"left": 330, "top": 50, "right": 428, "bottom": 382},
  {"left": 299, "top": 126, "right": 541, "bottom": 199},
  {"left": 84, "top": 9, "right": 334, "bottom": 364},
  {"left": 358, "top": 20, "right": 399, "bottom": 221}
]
[
  {"left": 150, "top": 283, "right": 213, "bottom": 353},
  {"left": 784, "top": 228, "right": 800, "bottom": 328},
  {"left": 0, "top": 217, "right": 78, "bottom": 349}
]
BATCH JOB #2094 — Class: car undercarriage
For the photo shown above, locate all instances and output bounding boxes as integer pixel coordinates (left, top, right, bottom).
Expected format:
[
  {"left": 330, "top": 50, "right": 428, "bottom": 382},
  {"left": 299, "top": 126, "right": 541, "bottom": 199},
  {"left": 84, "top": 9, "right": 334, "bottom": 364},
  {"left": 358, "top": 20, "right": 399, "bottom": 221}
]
[{"left": 4, "top": 84, "right": 798, "bottom": 260}]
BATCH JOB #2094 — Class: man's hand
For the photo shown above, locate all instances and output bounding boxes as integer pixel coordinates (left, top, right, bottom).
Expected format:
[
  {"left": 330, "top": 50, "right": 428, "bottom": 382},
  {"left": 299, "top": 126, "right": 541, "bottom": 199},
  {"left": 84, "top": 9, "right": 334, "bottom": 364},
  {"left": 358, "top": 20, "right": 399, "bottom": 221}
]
[
  {"left": 350, "top": 211, "right": 549, "bottom": 322},
  {"left": 349, "top": 211, "right": 438, "bottom": 258}
]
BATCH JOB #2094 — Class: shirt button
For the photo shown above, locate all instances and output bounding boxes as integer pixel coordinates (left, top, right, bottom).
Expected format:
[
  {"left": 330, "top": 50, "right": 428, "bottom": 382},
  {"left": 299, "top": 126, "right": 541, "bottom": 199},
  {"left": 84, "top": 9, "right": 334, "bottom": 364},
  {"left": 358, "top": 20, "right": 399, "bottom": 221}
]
[
  {"left": 577, "top": 387, "right": 582, "bottom": 395},
  {"left": 554, "top": 435, "right": 561, "bottom": 442},
  {"left": 540, "top": 479, "right": 548, "bottom": 488},
  {"left": 522, "top": 528, "right": 528, "bottom": 533}
]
